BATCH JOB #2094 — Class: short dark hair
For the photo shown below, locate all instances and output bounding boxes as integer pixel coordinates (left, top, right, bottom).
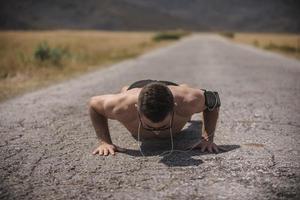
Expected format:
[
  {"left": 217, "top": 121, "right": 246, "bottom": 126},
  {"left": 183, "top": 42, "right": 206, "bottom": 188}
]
[{"left": 138, "top": 82, "right": 174, "bottom": 123}]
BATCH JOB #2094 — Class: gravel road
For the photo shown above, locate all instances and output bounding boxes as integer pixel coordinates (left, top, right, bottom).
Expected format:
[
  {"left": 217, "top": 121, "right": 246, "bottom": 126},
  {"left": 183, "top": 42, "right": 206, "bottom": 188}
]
[{"left": 1, "top": 34, "right": 299, "bottom": 200}]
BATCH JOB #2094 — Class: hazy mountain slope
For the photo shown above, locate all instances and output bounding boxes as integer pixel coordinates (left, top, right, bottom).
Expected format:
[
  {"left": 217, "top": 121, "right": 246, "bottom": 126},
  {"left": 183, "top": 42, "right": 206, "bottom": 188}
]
[
  {"left": 0, "top": 0, "right": 195, "bottom": 30},
  {"left": 124, "top": 0, "right": 300, "bottom": 32},
  {"left": 0, "top": 0, "right": 299, "bottom": 32}
]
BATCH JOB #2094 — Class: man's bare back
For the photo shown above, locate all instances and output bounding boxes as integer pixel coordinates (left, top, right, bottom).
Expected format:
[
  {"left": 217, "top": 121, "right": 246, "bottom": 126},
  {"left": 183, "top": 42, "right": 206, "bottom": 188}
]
[{"left": 89, "top": 81, "right": 222, "bottom": 156}]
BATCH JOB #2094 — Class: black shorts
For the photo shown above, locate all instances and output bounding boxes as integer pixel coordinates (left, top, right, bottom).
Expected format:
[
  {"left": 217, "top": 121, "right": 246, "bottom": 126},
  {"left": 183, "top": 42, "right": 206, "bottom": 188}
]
[{"left": 127, "top": 79, "right": 179, "bottom": 90}]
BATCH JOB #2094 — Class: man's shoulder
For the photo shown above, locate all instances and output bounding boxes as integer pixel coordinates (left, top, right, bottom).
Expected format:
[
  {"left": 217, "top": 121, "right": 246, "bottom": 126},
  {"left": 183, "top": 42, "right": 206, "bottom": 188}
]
[
  {"left": 105, "top": 92, "right": 136, "bottom": 112},
  {"left": 172, "top": 86, "right": 206, "bottom": 114},
  {"left": 90, "top": 93, "right": 136, "bottom": 119},
  {"left": 171, "top": 85, "right": 203, "bottom": 102}
]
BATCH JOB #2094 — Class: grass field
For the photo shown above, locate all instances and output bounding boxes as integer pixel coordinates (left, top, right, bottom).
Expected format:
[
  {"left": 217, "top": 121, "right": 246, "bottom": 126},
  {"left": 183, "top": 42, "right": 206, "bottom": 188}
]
[
  {"left": 220, "top": 32, "right": 300, "bottom": 60},
  {"left": 0, "top": 30, "right": 186, "bottom": 102}
]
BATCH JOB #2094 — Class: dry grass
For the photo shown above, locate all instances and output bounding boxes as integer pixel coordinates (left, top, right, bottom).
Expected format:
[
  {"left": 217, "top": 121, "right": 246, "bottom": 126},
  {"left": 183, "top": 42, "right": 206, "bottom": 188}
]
[
  {"left": 229, "top": 32, "right": 300, "bottom": 59},
  {"left": 0, "top": 30, "right": 177, "bottom": 102}
]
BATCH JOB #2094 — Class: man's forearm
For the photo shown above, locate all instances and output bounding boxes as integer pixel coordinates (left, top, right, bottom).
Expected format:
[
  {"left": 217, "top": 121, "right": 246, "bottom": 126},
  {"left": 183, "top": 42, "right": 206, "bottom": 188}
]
[
  {"left": 202, "top": 107, "right": 219, "bottom": 141},
  {"left": 89, "top": 106, "right": 112, "bottom": 144}
]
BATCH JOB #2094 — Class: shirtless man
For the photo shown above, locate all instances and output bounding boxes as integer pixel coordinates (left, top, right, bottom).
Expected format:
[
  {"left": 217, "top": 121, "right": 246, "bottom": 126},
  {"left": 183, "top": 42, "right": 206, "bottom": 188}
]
[{"left": 89, "top": 79, "right": 222, "bottom": 156}]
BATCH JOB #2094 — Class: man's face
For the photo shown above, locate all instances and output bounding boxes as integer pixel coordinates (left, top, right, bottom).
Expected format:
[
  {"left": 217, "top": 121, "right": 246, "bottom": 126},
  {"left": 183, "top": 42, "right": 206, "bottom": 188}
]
[
  {"left": 135, "top": 102, "right": 177, "bottom": 132},
  {"left": 138, "top": 111, "right": 174, "bottom": 131},
  {"left": 141, "top": 113, "right": 173, "bottom": 131}
]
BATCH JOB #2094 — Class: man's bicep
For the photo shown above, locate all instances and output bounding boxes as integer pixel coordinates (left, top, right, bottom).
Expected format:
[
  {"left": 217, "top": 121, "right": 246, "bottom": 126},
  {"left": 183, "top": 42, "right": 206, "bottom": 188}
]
[{"left": 189, "top": 89, "right": 206, "bottom": 114}]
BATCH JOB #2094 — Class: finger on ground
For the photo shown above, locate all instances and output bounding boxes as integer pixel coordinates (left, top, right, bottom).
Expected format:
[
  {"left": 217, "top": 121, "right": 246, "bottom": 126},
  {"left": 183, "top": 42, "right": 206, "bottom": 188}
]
[
  {"left": 104, "top": 149, "right": 108, "bottom": 156},
  {"left": 93, "top": 149, "right": 98, "bottom": 155},
  {"left": 99, "top": 149, "right": 104, "bottom": 155},
  {"left": 108, "top": 148, "right": 115, "bottom": 155}
]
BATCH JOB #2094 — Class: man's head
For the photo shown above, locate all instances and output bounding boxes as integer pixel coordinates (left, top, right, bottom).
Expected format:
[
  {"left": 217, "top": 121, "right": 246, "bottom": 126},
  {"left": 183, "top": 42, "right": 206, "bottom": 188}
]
[{"left": 136, "top": 82, "right": 175, "bottom": 125}]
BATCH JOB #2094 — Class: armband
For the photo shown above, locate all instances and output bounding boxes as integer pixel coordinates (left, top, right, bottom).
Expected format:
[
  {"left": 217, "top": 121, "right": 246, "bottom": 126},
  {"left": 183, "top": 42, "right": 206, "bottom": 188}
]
[{"left": 203, "top": 89, "right": 221, "bottom": 111}]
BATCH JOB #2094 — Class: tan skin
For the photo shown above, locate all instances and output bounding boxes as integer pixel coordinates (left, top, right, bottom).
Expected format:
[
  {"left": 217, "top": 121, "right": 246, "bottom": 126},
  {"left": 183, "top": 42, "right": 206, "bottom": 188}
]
[{"left": 89, "top": 84, "right": 225, "bottom": 156}]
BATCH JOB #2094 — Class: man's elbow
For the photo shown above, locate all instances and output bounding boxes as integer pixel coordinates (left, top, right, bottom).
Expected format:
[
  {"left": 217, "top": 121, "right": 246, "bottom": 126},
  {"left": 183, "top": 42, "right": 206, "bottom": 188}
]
[
  {"left": 88, "top": 96, "right": 97, "bottom": 108},
  {"left": 88, "top": 96, "right": 104, "bottom": 114}
]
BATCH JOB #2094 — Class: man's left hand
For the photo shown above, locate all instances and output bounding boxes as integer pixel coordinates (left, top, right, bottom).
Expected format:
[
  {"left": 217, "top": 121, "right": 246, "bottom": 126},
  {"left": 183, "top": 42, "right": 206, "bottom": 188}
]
[{"left": 187, "top": 139, "right": 225, "bottom": 153}]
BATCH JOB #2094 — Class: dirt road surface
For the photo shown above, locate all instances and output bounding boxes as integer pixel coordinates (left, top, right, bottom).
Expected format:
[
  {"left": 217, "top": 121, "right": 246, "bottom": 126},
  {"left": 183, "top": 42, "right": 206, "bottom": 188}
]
[{"left": 1, "top": 34, "right": 299, "bottom": 200}]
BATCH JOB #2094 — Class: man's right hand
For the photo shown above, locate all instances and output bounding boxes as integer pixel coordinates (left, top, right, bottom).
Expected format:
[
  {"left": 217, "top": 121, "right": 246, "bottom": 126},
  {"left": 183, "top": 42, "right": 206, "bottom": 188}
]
[{"left": 92, "top": 142, "right": 125, "bottom": 156}]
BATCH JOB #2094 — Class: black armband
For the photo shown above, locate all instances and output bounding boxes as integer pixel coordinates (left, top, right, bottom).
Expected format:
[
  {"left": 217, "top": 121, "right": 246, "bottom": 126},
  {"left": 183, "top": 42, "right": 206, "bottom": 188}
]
[{"left": 202, "top": 89, "right": 221, "bottom": 111}]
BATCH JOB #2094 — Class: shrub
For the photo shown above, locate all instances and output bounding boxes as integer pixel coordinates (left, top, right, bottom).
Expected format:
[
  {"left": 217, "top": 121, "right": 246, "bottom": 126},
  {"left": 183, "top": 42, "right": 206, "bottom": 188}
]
[
  {"left": 264, "top": 43, "right": 296, "bottom": 53},
  {"left": 277, "top": 45, "right": 297, "bottom": 53},
  {"left": 50, "top": 48, "right": 64, "bottom": 65},
  {"left": 253, "top": 40, "right": 260, "bottom": 47},
  {"left": 153, "top": 30, "right": 190, "bottom": 42},
  {"left": 34, "top": 41, "right": 69, "bottom": 66},
  {"left": 220, "top": 32, "right": 235, "bottom": 39},
  {"left": 34, "top": 42, "right": 51, "bottom": 61}
]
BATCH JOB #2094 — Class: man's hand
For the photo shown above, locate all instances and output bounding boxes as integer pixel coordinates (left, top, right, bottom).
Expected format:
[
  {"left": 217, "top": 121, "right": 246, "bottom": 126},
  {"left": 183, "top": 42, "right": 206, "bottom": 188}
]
[
  {"left": 198, "top": 139, "right": 225, "bottom": 153},
  {"left": 187, "top": 138, "right": 225, "bottom": 154},
  {"left": 93, "top": 142, "right": 125, "bottom": 156}
]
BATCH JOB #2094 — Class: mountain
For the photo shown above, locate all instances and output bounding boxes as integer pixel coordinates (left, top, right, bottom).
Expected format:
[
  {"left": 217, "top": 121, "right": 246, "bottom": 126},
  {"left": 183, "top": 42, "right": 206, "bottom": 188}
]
[{"left": 0, "top": 0, "right": 299, "bottom": 32}]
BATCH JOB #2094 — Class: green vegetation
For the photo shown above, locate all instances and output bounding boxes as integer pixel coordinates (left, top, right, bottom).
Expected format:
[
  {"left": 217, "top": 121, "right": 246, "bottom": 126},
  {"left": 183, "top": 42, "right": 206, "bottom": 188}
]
[
  {"left": 34, "top": 41, "right": 69, "bottom": 66},
  {"left": 264, "top": 43, "right": 298, "bottom": 53},
  {"left": 253, "top": 40, "right": 259, "bottom": 47},
  {"left": 219, "top": 32, "right": 235, "bottom": 39},
  {"left": 153, "top": 30, "right": 190, "bottom": 42}
]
